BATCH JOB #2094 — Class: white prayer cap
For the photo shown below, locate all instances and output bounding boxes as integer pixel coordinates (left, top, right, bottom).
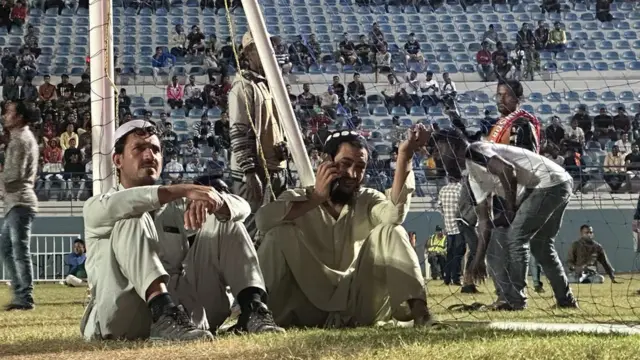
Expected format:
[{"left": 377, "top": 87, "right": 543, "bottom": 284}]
[{"left": 113, "top": 120, "right": 157, "bottom": 146}]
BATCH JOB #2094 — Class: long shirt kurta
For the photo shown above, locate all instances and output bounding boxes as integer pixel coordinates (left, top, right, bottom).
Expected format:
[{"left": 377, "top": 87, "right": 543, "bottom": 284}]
[{"left": 255, "top": 172, "right": 415, "bottom": 313}]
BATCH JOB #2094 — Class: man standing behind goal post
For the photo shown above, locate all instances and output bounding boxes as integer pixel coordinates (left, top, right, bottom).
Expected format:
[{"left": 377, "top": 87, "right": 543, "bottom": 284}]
[
  {"left": 0, "top": 102, "right": 39, "bottom": 311},
  {"left": 228, "top": 31, "right": 288, "bottom": 246}
]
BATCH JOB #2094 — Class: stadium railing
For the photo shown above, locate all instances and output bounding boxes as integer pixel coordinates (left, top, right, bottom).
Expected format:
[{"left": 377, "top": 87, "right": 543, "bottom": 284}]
[{"left": 0, "top": 234, "right": 82, "bottom": 283}]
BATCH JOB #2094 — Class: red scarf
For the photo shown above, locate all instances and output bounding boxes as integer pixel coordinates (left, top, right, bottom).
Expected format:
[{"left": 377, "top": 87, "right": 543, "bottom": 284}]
[{"left": 487, "top": 109, "right": 541, "bottom": 153}]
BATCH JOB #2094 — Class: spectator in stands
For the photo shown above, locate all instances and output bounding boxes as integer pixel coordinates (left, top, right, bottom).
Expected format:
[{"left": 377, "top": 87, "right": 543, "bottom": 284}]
[
  {"left": 509, "top": 44, "right": 525, "bottom": 81},
  {"left": 170, "top": 25, "right": 187, "bottom": 57},
  {"left": 218, "top": 36, "right": 236, "bottom": 68},
  {"left": 63, "top": 239, "right": 87, "bottom": 287},
  {"left": 632, "top": 114, "right": 640, "bottom": 141},
  {"left": 542, "top": 0, "right": 562, "bottom": 14},
  {"left": 596, "top": 0, "right": 613, "bottom": 22},
  {"left": 203, "top": 49, "right": 221, "bottom": 81},
  {"left": 163, "top": 153, "right": 183, "bottom": 184},
  {"left": 566, "top": 118, "right": 586, "bottom": 146},
  {"left": 184, "top": 156, "right": 204, "bottom": 180},
  {"left": 1, "top": 48, "right": 17, "bottom": 82},
  {"left": 161, "top": 122, "right": 178, "bottom": 155},
  {"left": 381, "top": 73, "right": 401, "bottom": 109},
  {"left": 117, "top": 88, "right": 131, "bottom": 119},
  {"left": 548, "top": 22, "right": 567, "bottom": 54},
  {"left": 375, "top": 44, "right": 391, "bottom": 73},
  {"left": 534, "top": 21, "right": 549, "bottom": 51},
  {"left": 8, "top": 1, "right": 26, "bottom": 34},
  {"left": 2, "top": 75, "right": 18, "bottom": 107},
  {"left": 306, "top": 34, "right": 321, "bottom": 64},
  {"left": 288, "top": 35, "right": 309, "bottom": 68},
  {"left": 347, "top": 73, "right": 366, "bottom": 103},
  {"left": 18, "top": 47, "right": 36, "bottom": 79},
  {"left": 63, "top": 137, "right": 81, "bottom": 163},
  {"left": 594, "top": 107, "right": 613, "bottom": 135},
  {"left": 337, "top": 33, "right": 357, "bottom": 66},
  {"left": 545, "top": 116, "right": 565, "bottom": 145},
  {"left": 352, "top": 35, "right": 369, "bottom": 66},
  {"left": 517, "top": 23, "right": 535, "bottom": 50},
  {"left": 166, "top": 76, "right": 184, "bottom": 109},
  {"left": 63, "top": 153, "right": 85, "bottom": 200},
  {"left": 476, "top": 42, "right": 493, "bottom": 82},
  {"left": 567, "top": 225, "right": 616, "bottom": 284},
  {"left": 421, "top": 71, "right": 440, "bottom": 107},
  {"left": 572, "top": 104, "right": 593, "bottom": 136},
  {"left": 181, "top": 139, "right": 201, "bottom": 160},
  {"left": 60, "top": 123, "right": 78, "bottom": 150},
  {"left": 42, "top": 138, "right": 64, "bottom": 200},
  {"left": 214, "top": 111, "right": 230, "bottom": 150},
  {"left": 615, "top": 132, "right": 632, "bottom": 155},
  {"left": 214, "top": 0, "right": 241, "bottom": 14},
  {"left": 0, "top": 0, "right": 10, "bottom": 31},
  {"left": 327, "top": 76, "right": 344, "bottom": 106},
  {"left": 320, "top": 86, "right": 339, "bottom": 119},
  {"left": 187, "top": 25, "right": 206, "bottom": 56},
  {"left": 492, "top": 41, "right": 508, "bottom": 65},
  {"left": 20, "top": 77, "right": 37, "bottom": 103},
  {"left": 297, "top": 83, "right": 317, "bottom": 114},
  {"left": 38, "top": 75, "right": 56, "bottom": 106},
  {"left": 193, "top": 113, "right": 214, "bottom": 148},
  {"left": 613, "top": 107, "right": 631, "bottom": 132},
  {"left": 482, "top": 24, "right": 498, "bottom": 49},
  {"left": 152, "top": 47, "right": 176, "bottom": 84},
  {"left": 57, "top": 74, "right": 74, "bottom": 95},
  {"left": 604, "top": 145, "right": 627, "bottom": 192},
  {"left": 271, "top": 36, "right": 292, "bottom": 75},
  {"left": 404, "top": 32, "right": 424, "bottom": 68},
  {"left": 441, "top": 72, "right": 456, "bottom": 97},
  {"left": 546, "top": 144, "right": 565, "bottom": 166},
  {"left": 183, "top": 75, "right": 203, "bottom": 115},
  {"left": 625, "top": 144, "right": 640, "bottom": 192}
]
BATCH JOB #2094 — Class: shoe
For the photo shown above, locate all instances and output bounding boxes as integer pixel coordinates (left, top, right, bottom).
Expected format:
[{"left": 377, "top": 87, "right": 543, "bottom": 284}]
[
  {"left": 5, "top": 303, "right": 34, "bottom": 311},
  {"left": 554, "top": 297, "right": 579, "bottom": 310},
  {"left": 534, "top": 285, "right": 545, "bottom": 293},
  {"left": 480, "top": 301, "right": 525, "bottom": 312},
  {"left": 150, "top": 305, "right": 214, "bottom": 341},
  {"left": 228, "top": 301, "right": 285, "bottom": 334},
  {"left": 460, "top": 284, "right": 480, "bottom": 294}
]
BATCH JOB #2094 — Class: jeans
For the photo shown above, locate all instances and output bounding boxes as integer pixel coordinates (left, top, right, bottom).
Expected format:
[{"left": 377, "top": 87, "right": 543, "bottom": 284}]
[
  {"left": 0, "top": 206, "right": 36, "bottom": 305},
  {"left": 444, "top": 234, "right": 465, "bottom": 284},
  {"left": 458, "top": 220, "right": 479, "bottom": 285},
  {"left": 529, "top": 251, "right": 543, "bottom": 287},
  {"left": 486, "top": 181, "right": 574, "bottom": 308}
]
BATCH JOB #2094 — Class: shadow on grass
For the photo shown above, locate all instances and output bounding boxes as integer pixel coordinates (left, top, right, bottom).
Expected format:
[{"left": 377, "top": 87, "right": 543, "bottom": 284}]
[{"left": 0, "top": 323, "right": 626, "bottom": 357}]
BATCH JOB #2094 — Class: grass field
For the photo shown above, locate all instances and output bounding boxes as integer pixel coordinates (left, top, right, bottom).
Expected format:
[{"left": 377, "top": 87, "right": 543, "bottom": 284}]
[{"left": 2, "top": 279, "right": 640, "bottom": 360}]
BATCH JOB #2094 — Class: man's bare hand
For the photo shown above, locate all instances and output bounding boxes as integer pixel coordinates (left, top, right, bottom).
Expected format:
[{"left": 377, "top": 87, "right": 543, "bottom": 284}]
[
  {"left": 469, "top": 259, "right": 487, "bottom": 283},
  {"left": 182, "top": 186, "right": 225, "bottom": 230}
]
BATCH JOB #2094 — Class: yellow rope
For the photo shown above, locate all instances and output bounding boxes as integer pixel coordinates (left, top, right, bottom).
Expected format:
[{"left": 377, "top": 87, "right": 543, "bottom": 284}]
[{"left": 223, "top": 0, "right": 276, "bottom": 201}]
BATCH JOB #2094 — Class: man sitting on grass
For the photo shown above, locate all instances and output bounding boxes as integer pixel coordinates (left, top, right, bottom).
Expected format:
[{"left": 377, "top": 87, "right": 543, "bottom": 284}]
[
  {"left": 567, "top": 224, "right": 619, "bottom": 284},
  {"left": 62, "top": 238, "right": 87, "bottom": 287},
  {"left": 256, "top": 126, "right": 436, "bottom": 328}
]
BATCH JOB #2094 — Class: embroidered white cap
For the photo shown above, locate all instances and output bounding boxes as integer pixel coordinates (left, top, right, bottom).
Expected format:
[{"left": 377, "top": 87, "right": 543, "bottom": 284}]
[{"left": 113, "top": 120, "right": 157, "bottom": 146}]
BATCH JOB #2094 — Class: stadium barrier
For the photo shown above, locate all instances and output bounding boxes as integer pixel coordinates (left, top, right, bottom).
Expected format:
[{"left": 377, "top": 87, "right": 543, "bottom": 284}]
[{"left": 0, "top": 234, "right": 82, "bottom": 283}]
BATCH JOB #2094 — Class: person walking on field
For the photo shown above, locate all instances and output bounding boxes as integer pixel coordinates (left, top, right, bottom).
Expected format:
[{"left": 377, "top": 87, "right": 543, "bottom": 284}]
[{"left": 0, "top": 101, "right": 39, "bottom": 311}]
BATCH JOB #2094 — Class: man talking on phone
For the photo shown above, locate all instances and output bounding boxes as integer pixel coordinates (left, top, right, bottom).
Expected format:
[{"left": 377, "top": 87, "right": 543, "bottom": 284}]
[{"left": 255, "top": 125, "right": 436, "bottom": 328}]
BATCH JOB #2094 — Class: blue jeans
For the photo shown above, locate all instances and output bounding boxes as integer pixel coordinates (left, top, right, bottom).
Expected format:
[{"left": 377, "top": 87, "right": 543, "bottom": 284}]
[
  {"left": 529, "top": 251, "right": 543, "bottom": 287},
  {"left": 444, "top": 234, "right": 465, "bottom": 284},
  {"left": 0, "top": 206, "right": 36, "bottom": 305}
]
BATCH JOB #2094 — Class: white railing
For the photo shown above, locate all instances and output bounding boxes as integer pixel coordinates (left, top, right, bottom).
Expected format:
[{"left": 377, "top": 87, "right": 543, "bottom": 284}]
[{"left": 1, "top": 234, "right": 82, "bottom": 283}]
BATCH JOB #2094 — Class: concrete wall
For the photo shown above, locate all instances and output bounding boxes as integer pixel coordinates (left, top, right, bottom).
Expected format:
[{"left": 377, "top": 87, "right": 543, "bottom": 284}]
[{"left": 14, "top": 209, "right": 640, "bottom": 272}]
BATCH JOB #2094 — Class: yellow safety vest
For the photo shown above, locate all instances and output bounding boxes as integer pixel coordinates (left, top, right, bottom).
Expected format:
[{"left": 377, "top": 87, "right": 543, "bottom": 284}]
[{"left": 427, "top": 234, "right": 447, "bottom": 255}]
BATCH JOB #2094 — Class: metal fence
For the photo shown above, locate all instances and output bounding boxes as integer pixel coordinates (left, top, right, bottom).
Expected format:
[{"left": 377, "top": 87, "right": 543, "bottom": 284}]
[{"left": 0, "top": 234, "right": 82, "bottom": 283}]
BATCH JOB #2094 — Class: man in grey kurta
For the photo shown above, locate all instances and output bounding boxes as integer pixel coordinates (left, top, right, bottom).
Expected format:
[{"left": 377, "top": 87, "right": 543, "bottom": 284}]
[
  {"left": 0, "top": 101, "right": 39, "bottom": 310},
  {"left": 81, "top": 120, "right": 282, "bottom": 342},
  {"left": 257, "top": 127, "right": 435, "bottom": 328}
]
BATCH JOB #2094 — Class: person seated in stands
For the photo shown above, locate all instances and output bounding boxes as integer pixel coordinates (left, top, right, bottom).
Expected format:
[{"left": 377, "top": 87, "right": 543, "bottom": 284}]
[
  {"left": 567, "top": 225, "right": 618, "bottom": 284},
  {"left": 347, "top": 73, "right": 366, "bottom": 103},
  {"left": 256, "top": 126, "right": 436, "bottom": 328},
  {"left": 152, "top": 47, "right": 176, "bottom": 84},
  {"left": 476, "top": 42, "right": 493, "bottom": 82},
  {"left": 594, "top": 107, "right": 614, "bottom": 135},
  {"left": 604, "top": 145, "right": 627, "bottom": 193},
  {"left": 404, "top": 33, "right": 424, "bottom": 68},
  {"left": 355, "top": 35, "right": 372, "bottom": 65},
  {"left": 42, "top": 138, "right": 65, "bottom": 200},
  {"left": 613, "top": 107, "right": 632, "bottom": 133},
  {"left": 63, "top": 239, "right": 88, "bottom": 287},
  {"left": 2, "top": 76, "right": 19, "bottom": 107},
  {"left": 336, "top": 33, "right": 357, "bottom": 66},
  {"left": 63, "top": 153, "right": 86, "bottom": 200},
  {"left": 596, "top": 0, "right": 613, "bottom": 23},
  {"left": 625, "top": 145, "right": 640, "bottom": 192},
  {"left": 547, "top": 22, "right": 567, "bottom": 54},
  {"left": 166, "top": 76, "right": 184, "bottom": 109},
  {"left": 516, "top": 23, "right": 535, "bottom": 50},
  {"left": 375, "top": 44, "right": 392, "bottom": 73},
  {"left": 7, "top": 1, "right": 26, "bottom": 34},
  {"left": 186, "top": 26, "right": 206, "bottom": 56}
]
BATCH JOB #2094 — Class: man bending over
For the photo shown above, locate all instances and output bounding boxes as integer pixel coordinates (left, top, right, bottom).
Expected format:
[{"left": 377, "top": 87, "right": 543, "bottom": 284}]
[
  {"left": 256, "top": 126, "right": 435, "bottom": 328},
  {"left": 434, "top": 128, "right": 577, "bottom": 311},
  {"left": 81, "top": 120, "right": 282, "bottom": 341}
]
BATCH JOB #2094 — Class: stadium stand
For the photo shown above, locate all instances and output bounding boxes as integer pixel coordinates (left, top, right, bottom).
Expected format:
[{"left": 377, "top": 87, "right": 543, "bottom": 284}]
[{"left": 2, "top": 0, "right": 640, "bottom": 207}]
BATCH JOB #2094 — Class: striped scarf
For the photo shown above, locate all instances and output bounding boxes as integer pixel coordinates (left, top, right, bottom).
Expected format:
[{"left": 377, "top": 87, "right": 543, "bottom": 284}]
[{"left": 487, "top": 109, "right": 541, "bottom": 153}]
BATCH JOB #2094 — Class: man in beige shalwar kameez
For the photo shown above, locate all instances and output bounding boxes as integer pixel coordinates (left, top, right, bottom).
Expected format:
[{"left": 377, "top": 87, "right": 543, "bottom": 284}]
[{"left": 256, "top": 126, "right": 434, "bottom": 328}]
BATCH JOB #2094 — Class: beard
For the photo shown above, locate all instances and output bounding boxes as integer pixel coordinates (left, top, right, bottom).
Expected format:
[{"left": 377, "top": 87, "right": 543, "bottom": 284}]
[{"left": 329, "top": 177, "right": 360, "bottom": 205}]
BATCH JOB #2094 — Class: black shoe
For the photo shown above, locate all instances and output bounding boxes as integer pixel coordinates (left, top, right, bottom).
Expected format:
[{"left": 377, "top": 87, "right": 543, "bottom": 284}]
[
  {"left": 480, "top": 301, "right": 525, "bottom": 312},
  {"left": 4, "top": 303, "right": 34, "bottom": 311},
  {"left": 534, "top": 285, "right": 545, "bottom": 293},
  {"left": 228, "top": 302, "right": 285, "bottom": 334},
  {"left": 150, "top": 305, "right": 214, "bottom": 341},
  {"left": 555, "top": 296, "right": 579, "bottom": 309},
  {"left": 460, "top": 284, "right": 480, "bottom": 294}
]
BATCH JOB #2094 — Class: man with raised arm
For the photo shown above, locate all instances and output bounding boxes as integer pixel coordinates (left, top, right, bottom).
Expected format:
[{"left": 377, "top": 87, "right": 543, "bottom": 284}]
[
  {"left": 256, "top": 125, "right": 436, "bottom": 328},
  {"left": 434, "top": 128, "right": 577, "bottom": 311},
  {"left": 81, "top": 120, "right": 282, "bottom": 342}
]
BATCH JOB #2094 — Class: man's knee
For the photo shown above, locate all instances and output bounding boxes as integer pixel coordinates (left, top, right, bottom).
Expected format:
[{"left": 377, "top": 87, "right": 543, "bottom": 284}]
[
  {"left": 262, "top": 223, "right": 303, "bottom": 246},
  {"left": 368, "top": 224, "right": 409, "bottom": 244}
]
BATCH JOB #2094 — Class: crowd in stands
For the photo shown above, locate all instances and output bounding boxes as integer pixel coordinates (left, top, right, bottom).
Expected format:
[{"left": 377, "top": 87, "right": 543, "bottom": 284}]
[{"left": 0, "top": 0, "right": 639, "bottom": 202}]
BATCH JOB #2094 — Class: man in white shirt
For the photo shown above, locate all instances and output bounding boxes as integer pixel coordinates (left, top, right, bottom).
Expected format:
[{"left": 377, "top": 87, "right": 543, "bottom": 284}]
[
  {"left": 164, "top": 154, "right": 184, "bottom": 184},
  {"left": 320, "top": 86, "right": 339, "bottom": 119},
  {"left": 420, "top": 71, "right": 440, "bottom": 107},
  {"left": 441, "top": 72, "right": 457, "bottom": 96},
  {"left": 434, "top": 129, "right": 577, "bottom": 311}
]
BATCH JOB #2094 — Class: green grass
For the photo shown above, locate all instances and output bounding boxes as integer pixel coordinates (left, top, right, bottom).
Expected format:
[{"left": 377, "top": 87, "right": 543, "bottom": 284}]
[{"left": 2, "top": 279, "right": 640, "bottom": 359}]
